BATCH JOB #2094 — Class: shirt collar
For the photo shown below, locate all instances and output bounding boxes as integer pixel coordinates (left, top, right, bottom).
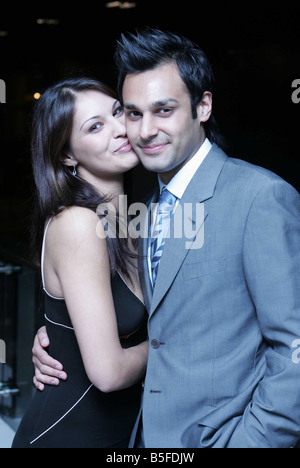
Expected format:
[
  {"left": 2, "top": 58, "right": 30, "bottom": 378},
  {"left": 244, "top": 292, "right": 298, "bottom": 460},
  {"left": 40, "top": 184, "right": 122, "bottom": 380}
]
[{"left": 158, "top": 138, "right": 212, "bottom": 199}]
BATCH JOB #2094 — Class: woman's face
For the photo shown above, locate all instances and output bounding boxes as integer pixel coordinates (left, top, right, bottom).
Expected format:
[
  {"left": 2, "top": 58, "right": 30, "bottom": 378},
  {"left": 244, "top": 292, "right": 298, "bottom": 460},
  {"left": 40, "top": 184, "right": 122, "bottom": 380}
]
[{"left": 67, "top": 90, "right": 139, "bottom": 182}]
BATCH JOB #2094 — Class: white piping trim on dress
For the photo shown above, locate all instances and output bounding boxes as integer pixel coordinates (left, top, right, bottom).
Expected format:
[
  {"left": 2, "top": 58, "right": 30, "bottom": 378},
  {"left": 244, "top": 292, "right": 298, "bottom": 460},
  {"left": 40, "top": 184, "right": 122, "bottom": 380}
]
[
  {"left": 44, "top": 313, "right": 74, "bottom": 331},
  {"left": 30, "top": 384, "right": 94, "bottom": 445}
]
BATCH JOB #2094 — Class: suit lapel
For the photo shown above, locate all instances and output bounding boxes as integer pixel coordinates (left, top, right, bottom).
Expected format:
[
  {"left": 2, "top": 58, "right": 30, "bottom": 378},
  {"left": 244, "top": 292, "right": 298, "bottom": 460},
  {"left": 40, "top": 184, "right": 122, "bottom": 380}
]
[{"left": 149, "top": 144, "right": 228, "bottom": 317}]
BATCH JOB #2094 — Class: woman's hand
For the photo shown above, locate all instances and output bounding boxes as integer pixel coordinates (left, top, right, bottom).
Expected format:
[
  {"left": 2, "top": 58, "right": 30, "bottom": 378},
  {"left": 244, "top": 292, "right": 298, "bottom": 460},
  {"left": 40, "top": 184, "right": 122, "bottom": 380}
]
[{"left": 32, "top": 327, "right": 67, "bottom": 391}]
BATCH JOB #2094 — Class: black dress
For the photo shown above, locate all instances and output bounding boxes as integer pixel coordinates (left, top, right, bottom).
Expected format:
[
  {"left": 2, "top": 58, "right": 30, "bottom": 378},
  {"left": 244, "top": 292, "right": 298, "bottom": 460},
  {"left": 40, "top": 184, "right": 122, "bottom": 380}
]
[{"left": 12, "top": 273, "right": 147, "bottom": 448}]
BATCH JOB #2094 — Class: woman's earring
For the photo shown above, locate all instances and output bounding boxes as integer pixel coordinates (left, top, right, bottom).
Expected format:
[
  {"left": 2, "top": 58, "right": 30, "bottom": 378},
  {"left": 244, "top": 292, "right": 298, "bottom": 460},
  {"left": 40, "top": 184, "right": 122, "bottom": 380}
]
[{"left": 72, "top": 165, "right": 77, "bottom": 176}]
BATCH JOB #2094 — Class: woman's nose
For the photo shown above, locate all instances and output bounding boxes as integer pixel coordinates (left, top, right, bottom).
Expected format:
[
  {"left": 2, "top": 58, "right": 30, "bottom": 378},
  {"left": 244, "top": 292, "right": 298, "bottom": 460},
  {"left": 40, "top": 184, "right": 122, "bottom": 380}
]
[{"left": 112, "top": 116, "right": 127, "bottom": 139}]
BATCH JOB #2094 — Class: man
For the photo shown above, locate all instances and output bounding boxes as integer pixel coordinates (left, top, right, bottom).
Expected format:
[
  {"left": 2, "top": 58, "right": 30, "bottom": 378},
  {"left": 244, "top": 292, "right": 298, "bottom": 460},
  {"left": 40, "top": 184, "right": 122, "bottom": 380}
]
[{"left": 33, "top": 29, "right": 300, "bottom": 448}]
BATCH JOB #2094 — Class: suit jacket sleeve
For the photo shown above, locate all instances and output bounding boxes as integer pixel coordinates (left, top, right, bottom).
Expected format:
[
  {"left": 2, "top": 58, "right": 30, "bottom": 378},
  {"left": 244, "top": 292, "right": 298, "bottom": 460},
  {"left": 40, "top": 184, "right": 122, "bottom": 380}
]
[{"left": 227, "top": 178, "right": 300, "bottom": 448}]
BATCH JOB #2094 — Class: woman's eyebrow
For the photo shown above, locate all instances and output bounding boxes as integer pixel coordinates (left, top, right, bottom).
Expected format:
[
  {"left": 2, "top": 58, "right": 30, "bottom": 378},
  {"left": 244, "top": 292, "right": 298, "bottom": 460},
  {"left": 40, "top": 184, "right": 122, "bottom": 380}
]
[
  {"left": 80, "top": 115, "right": 101, "bottom": 131},
  {"left": 112, "top": 100, "right": 120, "bottom": 112}
]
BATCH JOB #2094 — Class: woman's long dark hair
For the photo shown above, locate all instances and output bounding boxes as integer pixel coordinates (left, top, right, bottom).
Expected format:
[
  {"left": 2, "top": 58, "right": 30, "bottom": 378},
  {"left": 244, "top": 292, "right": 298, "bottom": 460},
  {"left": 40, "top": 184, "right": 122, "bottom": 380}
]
[{"left": 31, "top": 77, "right": 136, "bottom": 279}]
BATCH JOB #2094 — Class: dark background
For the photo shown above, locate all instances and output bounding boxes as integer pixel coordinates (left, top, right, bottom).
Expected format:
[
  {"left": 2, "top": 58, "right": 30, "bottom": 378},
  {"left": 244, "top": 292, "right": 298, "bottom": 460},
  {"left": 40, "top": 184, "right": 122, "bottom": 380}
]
[{"left": 1, "top": 0, "right": 300, "bottom": 245}]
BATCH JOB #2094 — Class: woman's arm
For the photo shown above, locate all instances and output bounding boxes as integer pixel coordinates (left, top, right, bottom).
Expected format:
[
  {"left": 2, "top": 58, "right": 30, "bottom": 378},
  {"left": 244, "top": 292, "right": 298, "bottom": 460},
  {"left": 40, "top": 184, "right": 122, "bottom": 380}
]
[{"left": 43, "top": 206, "right": 148, "bottom": 393}]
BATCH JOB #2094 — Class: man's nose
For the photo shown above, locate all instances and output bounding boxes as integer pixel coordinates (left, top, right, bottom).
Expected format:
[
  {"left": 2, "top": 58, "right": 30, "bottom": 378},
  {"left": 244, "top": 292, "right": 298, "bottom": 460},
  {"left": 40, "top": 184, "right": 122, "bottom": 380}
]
[{"left": 140, "top": 114, "right": 158, "bottom": 141}]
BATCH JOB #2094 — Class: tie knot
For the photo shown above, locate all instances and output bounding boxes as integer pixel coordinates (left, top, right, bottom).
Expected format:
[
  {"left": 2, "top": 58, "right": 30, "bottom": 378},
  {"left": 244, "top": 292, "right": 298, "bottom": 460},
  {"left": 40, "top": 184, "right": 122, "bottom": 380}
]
[{"left": 158, "top": 188, "right": 177, "bottom": 208}]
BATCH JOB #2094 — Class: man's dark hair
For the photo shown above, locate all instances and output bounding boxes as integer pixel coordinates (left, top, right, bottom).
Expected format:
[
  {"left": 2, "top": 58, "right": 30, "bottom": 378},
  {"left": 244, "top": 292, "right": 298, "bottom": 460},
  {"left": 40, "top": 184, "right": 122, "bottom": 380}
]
[{"left": 115, "top": 28, "right": 223, "bottom": 146}]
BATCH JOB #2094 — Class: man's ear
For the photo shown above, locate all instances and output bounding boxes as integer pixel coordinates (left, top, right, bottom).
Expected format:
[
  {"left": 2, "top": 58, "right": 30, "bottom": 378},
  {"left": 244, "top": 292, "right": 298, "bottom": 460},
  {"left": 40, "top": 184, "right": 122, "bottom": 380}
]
[{"left": 196, "top": 91, "right": 213, "bottom": 124}]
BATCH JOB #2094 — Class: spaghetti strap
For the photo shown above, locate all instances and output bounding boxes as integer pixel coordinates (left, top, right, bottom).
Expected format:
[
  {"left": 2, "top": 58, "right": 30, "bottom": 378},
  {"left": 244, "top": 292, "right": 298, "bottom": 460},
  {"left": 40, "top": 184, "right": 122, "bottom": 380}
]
[{"left": 41, "top": 217, "right": 64, "bottom": 301}]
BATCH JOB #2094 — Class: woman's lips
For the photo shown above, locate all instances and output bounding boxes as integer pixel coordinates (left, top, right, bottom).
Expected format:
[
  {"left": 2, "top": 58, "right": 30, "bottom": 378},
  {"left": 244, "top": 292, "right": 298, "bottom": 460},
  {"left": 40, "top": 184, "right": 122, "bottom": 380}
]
[{"left": 114, "top": 140, "right": 132, "bottom": 153}]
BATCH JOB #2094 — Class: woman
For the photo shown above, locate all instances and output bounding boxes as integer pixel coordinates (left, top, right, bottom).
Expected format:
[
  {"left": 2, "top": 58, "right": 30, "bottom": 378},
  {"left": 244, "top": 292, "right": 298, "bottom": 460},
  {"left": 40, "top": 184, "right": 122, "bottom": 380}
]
[{"left": 12, "top": 77, "right": 148, "bottom": 448}]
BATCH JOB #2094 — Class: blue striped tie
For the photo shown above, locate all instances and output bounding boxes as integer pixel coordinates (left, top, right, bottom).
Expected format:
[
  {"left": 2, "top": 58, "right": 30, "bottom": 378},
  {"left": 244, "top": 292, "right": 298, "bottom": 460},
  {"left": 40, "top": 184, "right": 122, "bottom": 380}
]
[{"left": 151, "top": 188, "right": 178, "bottom": 286}]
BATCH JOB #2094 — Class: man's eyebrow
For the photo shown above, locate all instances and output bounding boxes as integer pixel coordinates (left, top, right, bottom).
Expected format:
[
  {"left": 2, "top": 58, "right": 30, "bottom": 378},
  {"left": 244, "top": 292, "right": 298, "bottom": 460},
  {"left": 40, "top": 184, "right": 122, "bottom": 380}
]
[
  {"left": 123, "top": 103, "right": 137, "bottom": 110},
  {"left": 151, "top": 99, "right": 179, "bottom": 109},
  {"left": 124, "top": 98, "right": 179, "bottom": 111}
]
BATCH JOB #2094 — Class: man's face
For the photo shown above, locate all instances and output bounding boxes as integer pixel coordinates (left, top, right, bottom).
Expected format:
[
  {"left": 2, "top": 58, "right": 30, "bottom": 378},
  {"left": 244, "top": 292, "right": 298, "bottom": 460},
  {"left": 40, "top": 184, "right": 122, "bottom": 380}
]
[{"left": 122, "top": 61, "right": 212, "bottom": 182}]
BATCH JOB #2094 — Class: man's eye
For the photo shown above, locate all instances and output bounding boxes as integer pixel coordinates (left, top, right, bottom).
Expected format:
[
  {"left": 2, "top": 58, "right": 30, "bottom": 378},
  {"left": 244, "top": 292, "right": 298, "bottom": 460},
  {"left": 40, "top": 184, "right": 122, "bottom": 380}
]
[
  {"left": 127, "top": 111, "right": 141, "bottom": 120},
  {"left": 157, "top": 108, "right": 173, "bottom": 115}
]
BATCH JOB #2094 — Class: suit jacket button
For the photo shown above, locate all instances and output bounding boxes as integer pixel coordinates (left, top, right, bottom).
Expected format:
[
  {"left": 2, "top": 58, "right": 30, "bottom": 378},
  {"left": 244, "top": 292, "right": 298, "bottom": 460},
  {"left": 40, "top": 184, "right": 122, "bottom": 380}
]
[{"left": 151, "top": 339, "right": 160, "bottom": 349}]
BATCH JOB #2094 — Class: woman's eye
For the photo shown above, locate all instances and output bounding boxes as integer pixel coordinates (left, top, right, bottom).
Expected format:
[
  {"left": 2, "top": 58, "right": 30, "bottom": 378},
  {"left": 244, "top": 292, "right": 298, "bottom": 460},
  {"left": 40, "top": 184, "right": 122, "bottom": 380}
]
[
  {"left": 89, "top": 123, "right": 103, "bottom": 133},
  {"left": 113, "top": 106, "right": 124, "bottom": 117}
]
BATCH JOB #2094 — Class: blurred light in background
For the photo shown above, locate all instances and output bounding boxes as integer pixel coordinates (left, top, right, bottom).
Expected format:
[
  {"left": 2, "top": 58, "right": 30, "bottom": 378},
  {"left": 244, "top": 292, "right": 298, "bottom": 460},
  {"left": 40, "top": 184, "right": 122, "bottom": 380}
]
[
  {"left": 36, "top": 19, "right": 60, "bottom": 25},
  {"left": 105, "top": 1, "right": 136, "bottom": 8}
]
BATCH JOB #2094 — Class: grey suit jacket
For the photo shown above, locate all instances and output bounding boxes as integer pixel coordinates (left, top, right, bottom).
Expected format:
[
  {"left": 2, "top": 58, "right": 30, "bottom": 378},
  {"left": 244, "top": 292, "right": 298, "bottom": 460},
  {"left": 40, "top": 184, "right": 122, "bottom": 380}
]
[{"left": 130, "top": 144, "right": 300, "bottom": 448}]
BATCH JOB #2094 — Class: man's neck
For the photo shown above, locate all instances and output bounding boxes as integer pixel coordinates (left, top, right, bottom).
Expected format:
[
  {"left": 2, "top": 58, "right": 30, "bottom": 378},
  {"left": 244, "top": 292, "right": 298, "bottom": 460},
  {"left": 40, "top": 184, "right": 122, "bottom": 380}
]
[{"left": 159, "top": 137, "right": 206, "bottom": 185}]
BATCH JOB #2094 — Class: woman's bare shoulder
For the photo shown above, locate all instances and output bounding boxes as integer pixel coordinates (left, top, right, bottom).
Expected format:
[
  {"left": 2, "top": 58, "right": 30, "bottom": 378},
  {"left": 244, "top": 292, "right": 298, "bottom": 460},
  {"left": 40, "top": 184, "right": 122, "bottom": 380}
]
[{"left": 47, "top": 206, "right": 107, "bottom": 254}]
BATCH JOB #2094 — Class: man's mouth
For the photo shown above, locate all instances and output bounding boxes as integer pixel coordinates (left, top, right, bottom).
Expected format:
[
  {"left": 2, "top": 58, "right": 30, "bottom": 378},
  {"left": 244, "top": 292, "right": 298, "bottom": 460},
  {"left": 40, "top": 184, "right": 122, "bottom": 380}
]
[{"left": 139, "top": 143, "right": 169, "bottom": 154}]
